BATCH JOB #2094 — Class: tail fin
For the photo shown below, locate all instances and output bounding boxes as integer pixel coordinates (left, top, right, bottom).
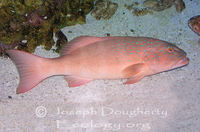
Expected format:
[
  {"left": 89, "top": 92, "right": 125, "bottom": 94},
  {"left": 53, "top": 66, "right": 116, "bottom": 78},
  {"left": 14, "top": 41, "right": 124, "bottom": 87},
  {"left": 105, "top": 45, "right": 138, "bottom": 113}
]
[{"left": 6, "top": 49, "right": 48, "bottom": 94}]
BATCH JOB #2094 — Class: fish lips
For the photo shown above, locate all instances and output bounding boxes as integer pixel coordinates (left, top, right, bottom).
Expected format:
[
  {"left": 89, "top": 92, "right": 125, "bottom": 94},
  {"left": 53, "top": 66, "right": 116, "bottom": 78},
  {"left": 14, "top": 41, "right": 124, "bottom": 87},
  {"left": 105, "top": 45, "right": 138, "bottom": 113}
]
[{"left": 173, "top": 57, "right": 189, "bottom": 69}]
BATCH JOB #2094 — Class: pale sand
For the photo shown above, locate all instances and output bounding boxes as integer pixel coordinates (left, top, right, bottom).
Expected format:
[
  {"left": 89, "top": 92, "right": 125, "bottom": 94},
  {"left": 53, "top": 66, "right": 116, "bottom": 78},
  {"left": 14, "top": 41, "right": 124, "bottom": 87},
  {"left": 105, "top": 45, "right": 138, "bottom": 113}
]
[{"left": 0, "top": 0, "right": 200, "bottom": 131}]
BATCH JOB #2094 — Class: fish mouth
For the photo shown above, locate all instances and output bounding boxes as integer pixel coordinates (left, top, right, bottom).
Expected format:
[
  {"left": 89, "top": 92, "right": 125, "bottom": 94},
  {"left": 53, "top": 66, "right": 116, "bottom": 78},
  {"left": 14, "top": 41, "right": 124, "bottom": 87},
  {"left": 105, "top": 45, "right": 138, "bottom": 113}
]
[{"left": 173, "top": 57, "right": 189, "bottom": 69}]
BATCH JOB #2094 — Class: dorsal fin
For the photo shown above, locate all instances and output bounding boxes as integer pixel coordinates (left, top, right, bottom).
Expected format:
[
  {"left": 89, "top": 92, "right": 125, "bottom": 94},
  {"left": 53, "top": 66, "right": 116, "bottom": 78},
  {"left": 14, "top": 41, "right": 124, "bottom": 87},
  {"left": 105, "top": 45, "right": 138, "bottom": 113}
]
[{"left": 60, "top": 36, "right": 104, "bottom": 56}]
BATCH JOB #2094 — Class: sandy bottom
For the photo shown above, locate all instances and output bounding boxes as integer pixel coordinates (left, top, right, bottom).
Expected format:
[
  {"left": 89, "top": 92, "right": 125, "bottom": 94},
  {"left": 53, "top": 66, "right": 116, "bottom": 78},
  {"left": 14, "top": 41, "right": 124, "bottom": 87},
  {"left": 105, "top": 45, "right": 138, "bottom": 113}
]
[{"left": 0, "top": 0, "right": 200, "bottom": 131}]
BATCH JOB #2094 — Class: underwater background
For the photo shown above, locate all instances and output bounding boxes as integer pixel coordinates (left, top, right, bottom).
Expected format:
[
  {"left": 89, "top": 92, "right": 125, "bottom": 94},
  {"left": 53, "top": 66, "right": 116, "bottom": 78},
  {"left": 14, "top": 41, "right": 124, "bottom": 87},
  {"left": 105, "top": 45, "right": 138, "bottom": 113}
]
[{"left": 0, "top": 0, "right": 200, "bottom": 131}]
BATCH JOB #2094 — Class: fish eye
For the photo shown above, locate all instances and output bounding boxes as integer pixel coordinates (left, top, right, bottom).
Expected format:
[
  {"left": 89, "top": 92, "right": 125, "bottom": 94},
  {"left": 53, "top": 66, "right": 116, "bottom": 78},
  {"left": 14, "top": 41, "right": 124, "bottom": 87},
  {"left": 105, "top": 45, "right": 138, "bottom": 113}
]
[{"left": 168, "top": 47, "right": 174, "bottom": 52}]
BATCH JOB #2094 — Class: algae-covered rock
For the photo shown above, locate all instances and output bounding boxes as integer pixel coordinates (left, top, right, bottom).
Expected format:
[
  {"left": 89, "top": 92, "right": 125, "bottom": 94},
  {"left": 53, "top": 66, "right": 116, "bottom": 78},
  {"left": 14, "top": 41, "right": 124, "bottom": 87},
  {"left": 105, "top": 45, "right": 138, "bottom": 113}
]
[
  {"left": 125, "top": 2, "right": 153, "bottom": 17},
  {"left": 0, "top": 0, "right": 94, "bottom": 56},
  {"left": 143, "top": 0, "right": 185, "bottom": 13},
  {"left": 91, "top": 0, "right": 118, "bottom": 20},
  {"left": 54, "top": 28, "right": 68, "bottom": 53}
]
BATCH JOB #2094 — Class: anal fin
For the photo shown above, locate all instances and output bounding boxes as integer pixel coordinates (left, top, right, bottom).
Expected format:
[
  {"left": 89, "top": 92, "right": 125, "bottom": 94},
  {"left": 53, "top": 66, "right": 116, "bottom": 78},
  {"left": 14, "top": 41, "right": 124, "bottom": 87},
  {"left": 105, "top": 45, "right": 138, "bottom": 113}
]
[{"left": 64, "top": 76, "right": 93, "bottom": 87}]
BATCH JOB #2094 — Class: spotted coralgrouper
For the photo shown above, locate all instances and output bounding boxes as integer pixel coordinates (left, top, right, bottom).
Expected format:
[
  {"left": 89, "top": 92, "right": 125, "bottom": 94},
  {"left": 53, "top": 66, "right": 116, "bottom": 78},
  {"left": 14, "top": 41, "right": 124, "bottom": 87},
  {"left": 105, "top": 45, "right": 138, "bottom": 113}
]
[{"left": 6, "top": 36, "right": 189, "bottom": 94}]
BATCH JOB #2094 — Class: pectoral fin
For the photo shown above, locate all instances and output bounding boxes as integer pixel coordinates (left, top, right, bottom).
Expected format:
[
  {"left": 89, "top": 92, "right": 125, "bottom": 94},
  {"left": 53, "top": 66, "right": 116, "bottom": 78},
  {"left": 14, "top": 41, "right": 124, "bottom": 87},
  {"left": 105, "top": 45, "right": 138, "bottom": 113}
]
[
  {"left": 64, "top": 76, "right": 93, "bottom": 87},
  {"left": 122, "top": 63, "right": 146, "bottom": 84},
  {"left": 122, "top": 63, "right": 145, "bottom": 78}
]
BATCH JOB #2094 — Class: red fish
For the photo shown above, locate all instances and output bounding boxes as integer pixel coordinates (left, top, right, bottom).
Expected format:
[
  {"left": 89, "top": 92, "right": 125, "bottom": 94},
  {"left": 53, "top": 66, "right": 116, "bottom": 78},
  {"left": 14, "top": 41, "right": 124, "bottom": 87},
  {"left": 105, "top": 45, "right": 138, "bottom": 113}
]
[
  {"left": 188, "top": 15, "right": 200, "bottom": 35},
  {"left": 6, "top": 36, "right": 189, "bottom": 94}
]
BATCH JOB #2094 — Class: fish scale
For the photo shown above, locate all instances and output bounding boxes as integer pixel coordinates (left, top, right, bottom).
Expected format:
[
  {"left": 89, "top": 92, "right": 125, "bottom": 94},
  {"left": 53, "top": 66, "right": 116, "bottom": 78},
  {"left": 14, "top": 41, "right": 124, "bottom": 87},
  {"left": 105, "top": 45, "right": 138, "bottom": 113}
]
[{"left": 6, "top": 36, "right": 189, "bottom": 94}]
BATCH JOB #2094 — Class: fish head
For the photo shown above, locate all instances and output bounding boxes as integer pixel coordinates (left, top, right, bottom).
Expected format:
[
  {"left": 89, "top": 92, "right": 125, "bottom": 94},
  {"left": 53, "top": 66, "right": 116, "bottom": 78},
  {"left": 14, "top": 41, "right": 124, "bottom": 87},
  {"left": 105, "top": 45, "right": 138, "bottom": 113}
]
[
  {"left": 188, "top": 15, "right": 200, "bottom": 35},
  {"left": 142, "top": 43, "right": 189, "bottom": 73},
  {"left": 188, "top": 22, "right": 200, "bottom": 35}
]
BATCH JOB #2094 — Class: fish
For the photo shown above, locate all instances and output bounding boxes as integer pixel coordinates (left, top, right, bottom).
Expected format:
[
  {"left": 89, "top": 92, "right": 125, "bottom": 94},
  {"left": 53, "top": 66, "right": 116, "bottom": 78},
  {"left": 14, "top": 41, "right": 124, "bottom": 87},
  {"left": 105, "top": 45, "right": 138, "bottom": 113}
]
[
  {"left": 6, "top": 36, "right": 189, "bottom": 94},
  {"left": 188, "top": 15, "right": 200, "bottom": 35}
]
